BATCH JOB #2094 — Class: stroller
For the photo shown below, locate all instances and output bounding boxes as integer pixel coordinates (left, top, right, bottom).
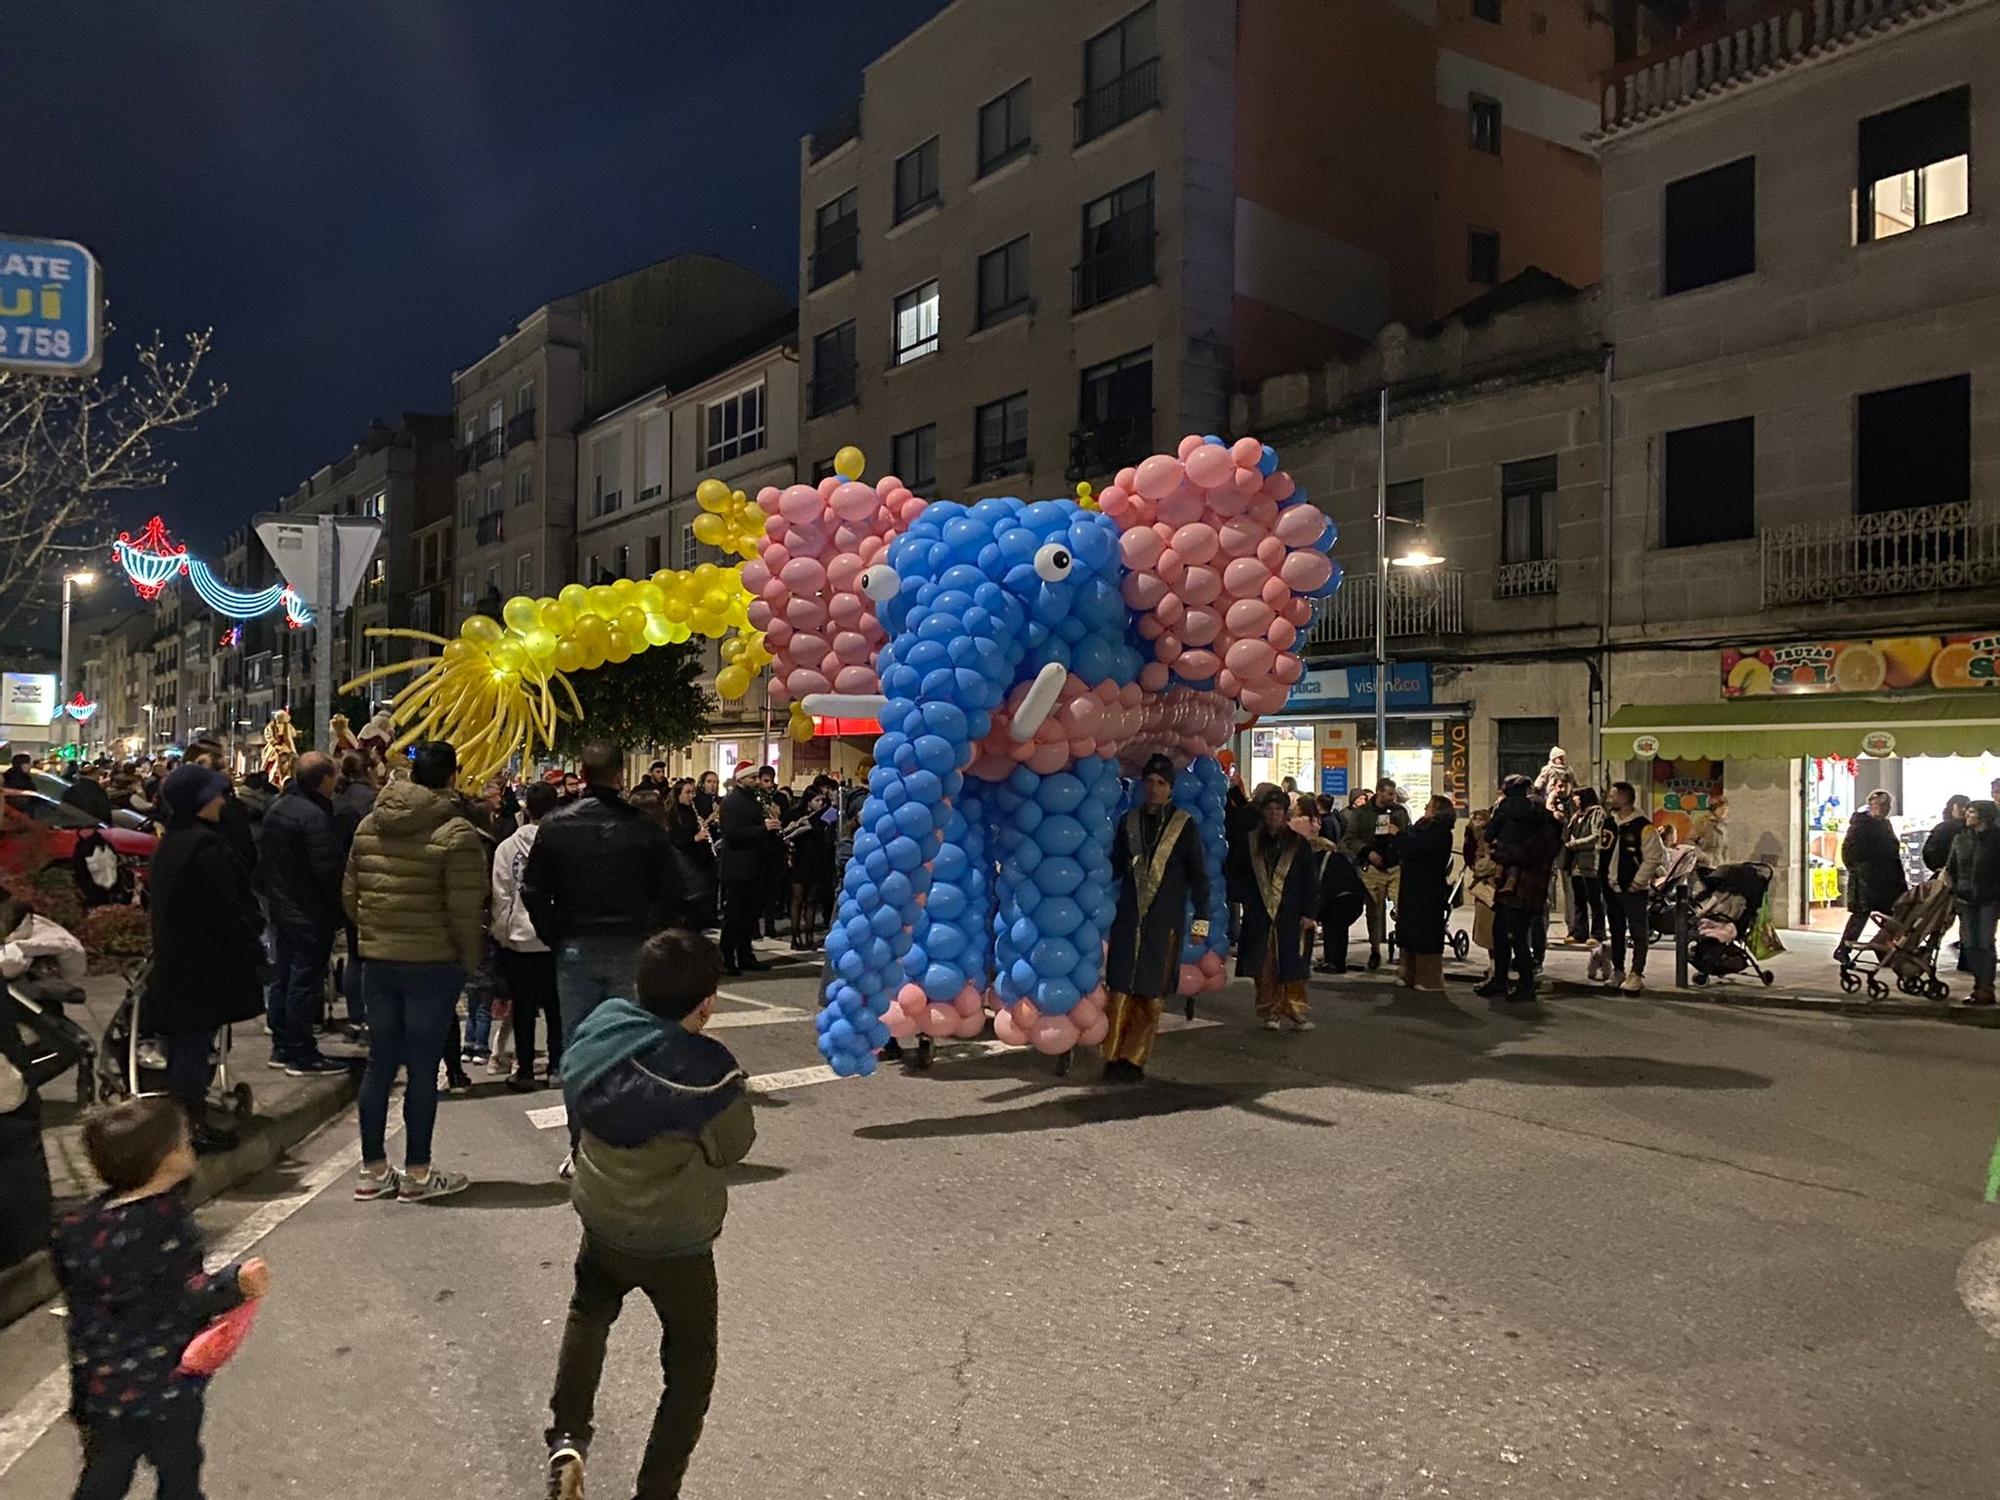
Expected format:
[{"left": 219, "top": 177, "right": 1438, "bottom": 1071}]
[
  {"left": 0, "top": 895, "right": 98, "bottom": 1106},
  {"left": 1837, "top": 872, "right": 1956, "bottom": 1002},
  {"left": 1684, "top": 861, "right": 1779, "bottom": 989},
  {"left": 94, "top": 960, "right": 256, "bottom": 1122},
  {"left": 1647, "top": 843, "right": 1709, "bottom": 941}
]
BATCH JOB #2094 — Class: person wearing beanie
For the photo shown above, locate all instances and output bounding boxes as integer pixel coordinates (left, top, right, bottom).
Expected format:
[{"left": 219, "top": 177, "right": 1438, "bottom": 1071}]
[
  {"left": 1100, "top": 755, "right": 1211, "bottom": 1083},
  {"left": 1949, "top": 800, "right": 2000, "bottom": 1005},
  {"left": 146, "top": 765, "right": 268, "bottom": 1153}
]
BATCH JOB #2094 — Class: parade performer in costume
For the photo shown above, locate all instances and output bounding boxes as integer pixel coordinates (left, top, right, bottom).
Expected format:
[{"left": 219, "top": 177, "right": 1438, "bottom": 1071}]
[
  {"left": 1232, "top": 785, "right": 1320, "bottom": 1031},
  {"left": 328, "top": 712, "right": 359, "bottom": 759},
  {"left": 261, "top": 710, "right": 298, "bottom": 785},
  {"left": 1101, "top": 754, "right": 1212, "bottom": 1083},
  {"left": 356, "top": 706, "right": 396, "bottom": 774}
]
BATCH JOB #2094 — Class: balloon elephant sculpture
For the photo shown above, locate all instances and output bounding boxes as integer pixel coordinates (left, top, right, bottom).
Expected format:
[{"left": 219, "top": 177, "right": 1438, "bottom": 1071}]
[{"left": 743, "top": 436, "right": 1341, "bottom": 1077}]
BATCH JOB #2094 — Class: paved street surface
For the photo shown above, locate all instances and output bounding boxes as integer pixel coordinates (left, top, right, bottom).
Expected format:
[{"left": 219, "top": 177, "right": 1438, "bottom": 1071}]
[{"left": 6, "top": 945, "right": 2000, "bottom": 1499}]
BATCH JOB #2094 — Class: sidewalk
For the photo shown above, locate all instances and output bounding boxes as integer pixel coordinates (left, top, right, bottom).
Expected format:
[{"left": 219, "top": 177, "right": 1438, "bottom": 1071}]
[{"left": 1, "top": 972, "right": 361, "bottom": 1329}]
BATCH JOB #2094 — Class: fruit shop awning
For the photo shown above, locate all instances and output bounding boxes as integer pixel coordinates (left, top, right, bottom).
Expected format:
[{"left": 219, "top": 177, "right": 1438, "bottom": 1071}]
[{"left": 1601, "top": 695, "right": 2000, "bottom": 760}]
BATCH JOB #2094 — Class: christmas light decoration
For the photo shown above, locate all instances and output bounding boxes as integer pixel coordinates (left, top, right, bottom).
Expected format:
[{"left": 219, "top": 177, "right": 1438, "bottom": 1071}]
[
  {"left": 59, "top": 692, "right": 98, "bottom": 723},
  {"left": 113, "top": 516, "right": 313, "bottom": 626}
]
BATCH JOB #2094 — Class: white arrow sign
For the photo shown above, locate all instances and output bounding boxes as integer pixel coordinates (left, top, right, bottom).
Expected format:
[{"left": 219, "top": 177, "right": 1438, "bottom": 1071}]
[{"left": 253, "top": 513, "right": 384, "bottom": 613}]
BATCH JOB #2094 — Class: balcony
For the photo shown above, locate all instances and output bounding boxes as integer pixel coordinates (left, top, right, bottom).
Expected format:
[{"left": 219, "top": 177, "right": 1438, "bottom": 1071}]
[
  {"left": 810, "top": 366, "right": 858, "bottom": 419},
  {"left": 1073, "top": 221, "right": 1156, "bottom": 311},
  {"left": 475, "top": 511, "right": 505, "bottom": 547},
  {"left": 1760, "top": 503, "right": 2000, "bottom": 607},
  {"left": 1304, "top": 568, "right": 1467, "bottom": 651},
  {"left": 457, "top": 429, "right": 503, "bottom": 473},
  {"left": 505, "top": 408, "right": 537, "bottom": 448},
  {"left": 1074, "top": 56, "right": 1160, "bottom": 145},
  {"left": 810, "top": 225, "right": 860, "bottom": 290},
  {"left": 1067, "top": 411, "right": 1153, "bottom": 481},
  {"left": 1495, "top": 558, "right": 1557, "bottom": 599},
  {"left": 808, "top": 99, "right": 861, "bottom": 163}
]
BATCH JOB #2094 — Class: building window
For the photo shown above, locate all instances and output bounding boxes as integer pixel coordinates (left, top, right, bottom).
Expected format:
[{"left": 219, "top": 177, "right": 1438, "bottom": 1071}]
[
  {"left": 590, "top": 431, "right": 624, "bottom": 516},
  {"left": 892, "top": 424, "right": 937, "bottom": 495},
  {"left": 974, "top": 394, "right": 1029, "bottom": 481},
  {"left": 978, "top": 80, "right": 1033, "bottom": 175},
  {"left": 976, "top": 236, "right": 1032, "bottom": 329},
  {"left": 1500, "top": 455, "right": 1557, "bottom": 564},
  {"left": 1496, "top": 718, "right": 1557, "bottom": 787},
  {"left": 1856, "top": 373, "right": 1970, "bottom": 515},
  {"left": 702, "top": 381, "right": 767, "bottom": 466},
  {"left": 810, "top": 322, "right": 858, "bottom": 416},
  {"left": 1072, "top": 349, "right": 1153, "bottom": 479},
  {"left": 361, "top": 490, "right": 386, "bottom": 520},
  {"left": 459, "top": 490, "right": 474, "bottom": 528},
  {"left": 1467, "top": 227, "right": 1500, "bottom": 286},
  {"left": 892, "top": 281, "right": 940, "bottom": 366},
  {"left": 1663, "top": 156, "right": 1756, "bottom": 295},
  {"left": 645, "top": 533, "right": 662, "bottom": 574},
  {"left": 812, "top": 189, "right": 860, "bottom": 289},
  {"left": 517, "top": 379, "right": 536, "bottom": 415},
  {"left": 811, "top": 457, "right": 837, "bottom": 482},
  {"left": 1473, "top": 0, "right": 1501, "bottom": 19},
  {"left": 487, "top": 400, "right": 504, "bottom": 435},
  {"left": 1386, "top": 479, "right": 1424, "bottom": 527},
  {"left": 1078, "top": 2, "right": 1160, "bottom": 145},
  {"left": 894, "top": 138, "right": 940, "bottom": 223},
  {"left": 1662, "top": 417, "right": 1755, "bottom": 547},
  {"left": 483, "top": 565, "right": 498, "bottom": 600},
  {"left": 1470, "top": 94, "right": 1501, "bottom": 154},
  {"left": 1856, "top": 86, "right": 1969, "bottom": 243},
  {"left": 586, "top": 554, "right": 602, "bottom": 584},
  {"left": 680, "top": 524, "right": 698, "bottom": 570},
  {"left": 615, "top": 544, "right": 630, "bottom": 579},
  {"left": 638, "top": 411, "right": 667, "bottom": 501},
  {"left": 515, "top": 468, "right": 533, "bottom": 507},
  {"left": 365, "top": 556, "right": 386, "bottom": 601},
  {"left": 1076, "top": 175, "right": 1155, "bottom": 310},
  {"left": 485, "top": 481, "right": 501, "bottom": 516},
  {"left": 516, "top": 554, "right": 534, "bottom": 594}
]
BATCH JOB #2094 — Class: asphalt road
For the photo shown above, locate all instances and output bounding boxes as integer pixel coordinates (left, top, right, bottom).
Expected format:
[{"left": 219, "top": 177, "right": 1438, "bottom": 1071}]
[{"left": 5, "top": 949, "right": 2000, "bottom": 1500}]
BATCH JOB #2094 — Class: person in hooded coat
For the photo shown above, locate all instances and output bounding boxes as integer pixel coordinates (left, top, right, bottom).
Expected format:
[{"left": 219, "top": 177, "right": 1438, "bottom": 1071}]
[
  {"left": 1394, "top": 795, "right": 1458, "bottom": 991},
  {"left": 1100, "top": 755, "right": 1211, "bottom": 1083},
  {"left": 1230, "top": 786, "right": 1320, "bottom": 1031}
]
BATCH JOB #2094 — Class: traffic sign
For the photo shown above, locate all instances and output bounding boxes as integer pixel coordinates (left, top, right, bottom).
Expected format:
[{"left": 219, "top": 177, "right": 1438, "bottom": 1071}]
[
  {"left": 253, "top": 513, "right": 383, "bottom": 612},
  {"left": 0, "top": 234, "right": 102, "bottom": 376}
]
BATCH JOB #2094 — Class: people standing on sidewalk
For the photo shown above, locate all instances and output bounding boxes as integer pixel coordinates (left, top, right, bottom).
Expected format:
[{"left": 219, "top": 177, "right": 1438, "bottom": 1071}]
[
  {"left": 1477, "top": 777, "right": 1562, "bottom": 1002},
  {"left": 1563, "top": 787, "right": 1607, "bottom": 944},
  {"left": 345, "top": 741, "right": 486, "bottom": 1204},
  {"left": 1923, "top": 795, "right": 1970, "bottom": 874},
  {"left": 1948, "top": 800, "right": 2000, "bottom": 1006},
  {"left": 329, "top": 753, "right": 378, "bottom": 1037},
  {"left": 543, "top": 929, "right": 753, "bottom": 1500},
  {"left": 493, "top": 781, "right": 564, "bottom": 1090},
  {"left": 716, "top": 763, "right": 778, "bottom": 976},
  {"left": 185, "top": 736, "right": 259, "bottom": 875},
  {"left": 1341, "top": 779, "right": 1408, "bottom": 972},
  {"left": 256, "top": 751, "right": 349, "bottom": 1076},
  {"left": 3, "top": 752, "right": 33, "bottom": 791},
  {"left": 1100, "top": 755, "right": 1210, "bottom": 1083},
  {"left": 1232, "top": 786, "right": 1320, "bottom": 1031},
  {"left": 1532, "top": 746, "right": 1577, "bottom": 816},
  {"left": 1462, "top": 805, "right": 1496, "bottom": 974},
  {"left": 1314, "top": 839, "right": 1367, "bottom": 975},
  {"left": 1836, "top": 789, "right": 1907, "bottom": 963},
  {"left": 146, "top": 765, "right": 267, "bottom": 1155},
  {"left": 1598, "top": 780, "right": 1665, "bottom": 995},
  {"left": 1395, "top": 795, "right": 1457, "bottom": 991},
  {"left": 61, "top": 762, "right": 115, "bottom": 824}
]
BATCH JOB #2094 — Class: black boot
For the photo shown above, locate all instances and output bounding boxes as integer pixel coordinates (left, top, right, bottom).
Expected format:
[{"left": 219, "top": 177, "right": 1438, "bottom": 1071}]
[{"left": 190, "top": 1123, "right": 240, "bottom": 1155}]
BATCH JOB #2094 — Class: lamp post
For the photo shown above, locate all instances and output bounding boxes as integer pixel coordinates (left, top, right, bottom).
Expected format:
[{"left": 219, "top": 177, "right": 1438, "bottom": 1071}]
[
  {"left": 58, "top": 569, "right": 96, "bottom": 758},
  {"left": 1372, "top": 389, "right": 1443, "bottom": 789}
]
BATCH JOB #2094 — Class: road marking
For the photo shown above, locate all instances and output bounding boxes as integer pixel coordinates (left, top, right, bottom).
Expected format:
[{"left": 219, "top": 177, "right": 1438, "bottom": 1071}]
[
  {"left": 748, "top": 1018, "right": 1224, "bottom": 1094},
  {"left": 526, "top": 1104, "right": 567, "bottom": 1130},
  {"left": 716, "top": 990, "right": 790, "bottom": 1010},
  {"left": 0, "top": 1117, "right": 397, "bottom": 1480},
  {"left": 706, "top": 1006, "right": 807, "bottom": 1030}
]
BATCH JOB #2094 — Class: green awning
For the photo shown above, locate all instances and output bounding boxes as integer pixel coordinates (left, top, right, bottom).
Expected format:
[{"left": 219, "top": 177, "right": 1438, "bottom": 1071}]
[{"left": 1601, "top": 694, "right": 2000, "bottom": 760}]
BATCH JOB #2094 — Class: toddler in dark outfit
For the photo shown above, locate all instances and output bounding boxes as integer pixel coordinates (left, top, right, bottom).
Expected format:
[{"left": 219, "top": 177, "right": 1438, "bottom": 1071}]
[{"left": 51, "top": 1095, "right": 271, "bottom": 1500}]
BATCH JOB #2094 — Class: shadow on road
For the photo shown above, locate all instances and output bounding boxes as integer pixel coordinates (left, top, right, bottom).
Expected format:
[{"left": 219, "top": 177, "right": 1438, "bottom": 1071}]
[{"left": 447, "top": 1179, "right": 574, "bottom": 1210}]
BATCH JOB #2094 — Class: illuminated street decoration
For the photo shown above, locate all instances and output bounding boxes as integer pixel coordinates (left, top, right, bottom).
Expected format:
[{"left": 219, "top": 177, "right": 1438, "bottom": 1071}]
[
  {"left": 58, "top": 692, "right": 98, "bottom": 722},
  {"left": 113, "top": 516, "right": 312, "bottom": 626}
]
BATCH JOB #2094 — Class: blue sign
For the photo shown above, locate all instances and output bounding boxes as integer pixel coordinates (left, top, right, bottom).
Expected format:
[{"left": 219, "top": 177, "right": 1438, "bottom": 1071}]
[
  {"left": 0, "top": 235, "right": 101, "bottom": 376},
  {"left": 1281, "top": 663, "right": 1432, "bottom": 714},
  {"left": 1321, "top": 763, "right": 1348, "bottom": 798}
]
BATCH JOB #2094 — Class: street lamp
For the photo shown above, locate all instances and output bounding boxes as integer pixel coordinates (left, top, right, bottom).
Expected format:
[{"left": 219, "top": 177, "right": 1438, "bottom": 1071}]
[
  {"left": 1372, "top": 390, "right": 1443, "bottom": 788},
  {"left": 58, "top": 569, "right": 96, "bottom": 759}
]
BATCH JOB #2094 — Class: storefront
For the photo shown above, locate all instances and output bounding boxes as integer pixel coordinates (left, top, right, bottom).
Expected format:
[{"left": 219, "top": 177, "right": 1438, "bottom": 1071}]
[
  {"left": 1601, "top": 633, "right": 2000, "bottom": 929},
  {"left": 1244, "top": 663, "right": 1470, "bottom": 807}
]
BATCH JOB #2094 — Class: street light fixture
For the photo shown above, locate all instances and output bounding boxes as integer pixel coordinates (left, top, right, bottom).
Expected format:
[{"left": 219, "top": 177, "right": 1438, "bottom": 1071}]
[
  {"left": 1372, "top": 390, "right": 1446, "bottom": 788},
  {"left": 58, "top": 569, "right": 97, "bottom": 758}
]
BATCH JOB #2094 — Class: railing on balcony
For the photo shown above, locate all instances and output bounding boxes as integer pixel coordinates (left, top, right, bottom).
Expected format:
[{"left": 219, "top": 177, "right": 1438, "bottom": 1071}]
[
  {"left": 1305, "top": 569, "right": 1467, "bottom": 651},
  {"left": 1760, "top": 503, "right": 2000, "bottom": 607},
  {"left": 1599, "top": 0, "right": 1952, "bottom": 136},
  {"left": 1067, "top": 411, "right": 1153, "bottom": 481},
  {"left": 808, "top": 100, "right": 861, "bottom": 163},
  {"left": 809, "top": 366, "right": 858, "bottom": 418},
  {"left": 505, "top": 408, "right": 537, "bottom": 448},
  {"left": 1074, "top": 56, "right": 1160, "bottom": 145},
  {"left": 1495, "top": 558, "right": 1558, "bottom": 599},
  {"left": 475, "top": 511, "right": 505, "bottom": 547},
  {"left": 1073, "top": 220, "right": 1156, "bottom": 310},
  {"left": 810, "top": 225, "right": 860, "bottom": 290},
  {"left": 457, "top": 429, "right": 503, "bottom": 473}
]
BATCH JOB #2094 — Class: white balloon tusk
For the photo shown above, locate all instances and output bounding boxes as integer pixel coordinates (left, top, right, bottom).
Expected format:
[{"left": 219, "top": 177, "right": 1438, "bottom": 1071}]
[
  {"left": 801, "top": 693, "right": 889, "bottom": 719},
  {"left": 1008, "top": 661, "right": 1070, "bottom": 743}
]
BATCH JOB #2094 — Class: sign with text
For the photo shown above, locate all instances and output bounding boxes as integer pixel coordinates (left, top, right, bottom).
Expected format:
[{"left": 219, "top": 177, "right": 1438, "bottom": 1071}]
[
  {"left": 0, "top": 673, "right": 58, "bottom": 728},
  {"left": 1319, "top": 746, "right": 1348, "bottom": 799},
  {"left": 0, "top": 235, "right": 101, "bottom": 375},
  {"left": 1722, "top": 634, "right": 2000, "bottom": 696},
  {"left": 1282, "top": 663, "right": 1432, "bottom": 714}
]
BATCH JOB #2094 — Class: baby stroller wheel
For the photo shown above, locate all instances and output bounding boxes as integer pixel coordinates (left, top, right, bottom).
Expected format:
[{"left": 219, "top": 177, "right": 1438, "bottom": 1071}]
[
  {"left": 1451, "top": 930, "right": 1470, "bottom": 960},
  {"left": 1183, "top": 996, "right": 1196, "bottom": 1022},
  {"left": 230, "top": 1082, "right": 255, "bottom": 1120},
  {"left": 913, "top": 1036, "right": 935, "bottom": 1071},
  {"left": 1839, "top": 970, "right": 1860, "bottom": 994},
  {"left": 1866, "top": 976, "right": 1889, "bottom": 1000},
  {"left": 1927, "top": 978, "right": 1950, "bottom": 1003},
  {"left": 1053, "top": 1048, "right": 1073, "bottom": 1077},
  {"left": 1691, "top": 971, "right": 1708, "bottom": 986},
  {"left": 1761, "top": 971, "right": 1776, "bottom": 988}
]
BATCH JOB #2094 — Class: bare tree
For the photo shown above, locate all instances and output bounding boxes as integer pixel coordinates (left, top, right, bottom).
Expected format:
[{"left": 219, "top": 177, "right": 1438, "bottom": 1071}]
[{"left": 0, "top": 328, "right": 226, "bottom": 638}]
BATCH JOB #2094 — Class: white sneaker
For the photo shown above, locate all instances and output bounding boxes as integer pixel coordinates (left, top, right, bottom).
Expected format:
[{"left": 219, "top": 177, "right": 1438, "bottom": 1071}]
[
  {"left": 397, "top": 1168, "right": 470, "bottom": 1203},
  {"left": 557, "top": 1151, "right": 575, "bottom": 1181},
  {"left": 1608, "top": 968, "right": 1625, "bottom": 989},
  {"left": 1290, "top": 1017, "right": 1315, "bottom": 1032},
  {"left": 1262, "top": 1018, "right": 1283, "bottom": 1031},
  {"left": 1619, "top": 971, "right": 1643, "bottom": 995}
]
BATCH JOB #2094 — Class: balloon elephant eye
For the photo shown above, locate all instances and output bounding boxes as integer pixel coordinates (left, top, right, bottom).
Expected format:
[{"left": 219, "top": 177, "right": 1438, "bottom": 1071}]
[
  {"left": 859, "top": 566, "right": 902, "bottom": 603},
  {"left": 1033, "top": 543, "right": 1073, "bottom": 583}
]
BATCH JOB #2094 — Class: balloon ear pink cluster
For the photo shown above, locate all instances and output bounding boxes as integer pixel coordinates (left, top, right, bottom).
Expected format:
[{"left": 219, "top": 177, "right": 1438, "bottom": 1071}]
[
  {"left": 1096, "top": 436, "right": 1335, "bottom": 718},
  {"left": 743, "top": 475, "right": 927, "bottom": 703}
]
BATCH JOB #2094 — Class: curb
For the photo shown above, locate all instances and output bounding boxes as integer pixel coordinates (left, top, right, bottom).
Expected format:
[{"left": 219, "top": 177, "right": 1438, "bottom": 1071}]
[
  {"left": 1536, "top": 974, "right": 2000, "bottom": 1026},
  {"left": 0, "top": 1071, "right": 358, "bottom": 1331}
]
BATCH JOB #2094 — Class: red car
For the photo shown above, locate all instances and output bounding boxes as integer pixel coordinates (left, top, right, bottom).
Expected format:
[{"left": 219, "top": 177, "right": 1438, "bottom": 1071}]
[{"left": 0, "top": 790, "right": 157, "bottom": 895}]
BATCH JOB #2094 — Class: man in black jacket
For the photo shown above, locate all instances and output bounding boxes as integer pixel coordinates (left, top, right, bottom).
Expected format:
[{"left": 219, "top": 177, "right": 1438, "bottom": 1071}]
[
  {"left": 257, "top": 751, "right": 348, "bottom": 1075},
  {"left": 523, "top": 742, "right": 682, "bottom": 1061},
  {"left": 188, "top": 736, "right": 260, "bottom": 874},
  {"left": 60, "top": 763, "right": 114, "bottom": 824},
  {"left": 716, "top": 763, "right": 777, "bottom": 975}
]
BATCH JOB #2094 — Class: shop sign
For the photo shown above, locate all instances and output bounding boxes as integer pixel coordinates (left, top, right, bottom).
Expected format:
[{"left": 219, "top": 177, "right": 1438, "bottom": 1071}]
[
  {"left": 0, "top": 672, "right": 57, "bottom": 728},
  {"left": 1860, "top": 730, "right": 1896, "bottom": 758},
  {"left": 1631, "top": 733, "right": 1660, "bottom": 759},
  {"left": 1721, "top": 634, "right": 2000, "bottom": 697},
  {"left": 1282, "top": 663, "right": 1432, "bottom": 714},
  {"left": 1650, "top": 757, "right": 1724, "bottom": 845},
  {"left": 1319, "top": 746, "right": 1348, "bottom": 798}
]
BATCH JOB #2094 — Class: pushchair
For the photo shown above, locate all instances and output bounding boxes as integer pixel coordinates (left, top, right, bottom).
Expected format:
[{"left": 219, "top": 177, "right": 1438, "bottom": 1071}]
[
  {"left": 0, "top": 896, "right": 98, "bottom": 1106},
  {"left": 1684, "top": 861, "right": 1779, "bottom": 989},
  {"left": 1837, "top": 872, "right": 1956, "bottom": 1002},
  {"left": 1647, "top": 843, "right": 1708, "bottom": 941},
  {"left": 93, "top": 959, "right": 256, "bottom": 1121},
  {"left": 1442, "top": 852, "right": 1472, "bottom": 961}
]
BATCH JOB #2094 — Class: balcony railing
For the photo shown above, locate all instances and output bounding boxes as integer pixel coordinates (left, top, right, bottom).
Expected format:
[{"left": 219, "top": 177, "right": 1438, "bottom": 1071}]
[
  {"left": 808, "top": 100, "right": 861, "bottom": 163},
  {"left": 1075, "top": 56, "right": 1161, "bottom": 145},
  {"left": 1067, "top": 411, "right": 1153, "bottom": 481},
  {"left": 1761, "top": 503, "right": 2000, "bottom": 607},
  {"left": 1495, "top": 558, "right": 1557, "bottom": 598},
  {"left": 810, "top": 366, "right": 858, "bottom": 418},
  {"left": 457, "top": 429, "right": 503, "bottom": 473},
  {"left": 475, "top": 512, "right": 505, "bottom": 547},
  {"left": 1599, "top": 0, "right": 1953, "bottom": 137},
  {"left": 505, "top": 408, "right": 537, "bottom": 448},
  {"left": 1073, "top": 222, "right": 1156, "bottom": 311},
  {"left": 1305, "top": 568, "right": 1467, "bottom": 650},
  {"left": 810, "top": 226, "right": 860, "bottom": 290}
]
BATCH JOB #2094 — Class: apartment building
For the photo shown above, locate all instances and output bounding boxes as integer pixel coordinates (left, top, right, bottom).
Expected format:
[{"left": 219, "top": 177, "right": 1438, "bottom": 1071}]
[
  {"left": 450, "top": 253, "right": 792, "bottom": 622},
  {"left": 794, "top": 0, "right": 1608, "bottom": 500}
]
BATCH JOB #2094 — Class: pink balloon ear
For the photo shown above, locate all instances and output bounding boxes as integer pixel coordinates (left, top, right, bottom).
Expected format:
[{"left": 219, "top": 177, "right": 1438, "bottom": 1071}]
[
  {"left": 1177, "top": 434, "right": 1205, "bottom": 460},
  {"left": 1230, "top": 435, "right": 1263, "bottom": 467}
]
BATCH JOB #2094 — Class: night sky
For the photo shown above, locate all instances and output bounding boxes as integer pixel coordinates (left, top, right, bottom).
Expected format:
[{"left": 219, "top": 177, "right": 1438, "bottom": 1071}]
[{"left": 3, "top": 1, "right": 949, "bottom": 576}]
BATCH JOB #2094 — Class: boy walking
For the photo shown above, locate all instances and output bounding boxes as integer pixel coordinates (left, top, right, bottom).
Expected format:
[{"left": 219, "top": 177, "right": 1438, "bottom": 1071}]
[
  {"left": 544, "top": 929, "right": 755, "bottom": 1500},
  {"left": 52, "top": 1095, "right": 271, "bottom": 1499}
]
